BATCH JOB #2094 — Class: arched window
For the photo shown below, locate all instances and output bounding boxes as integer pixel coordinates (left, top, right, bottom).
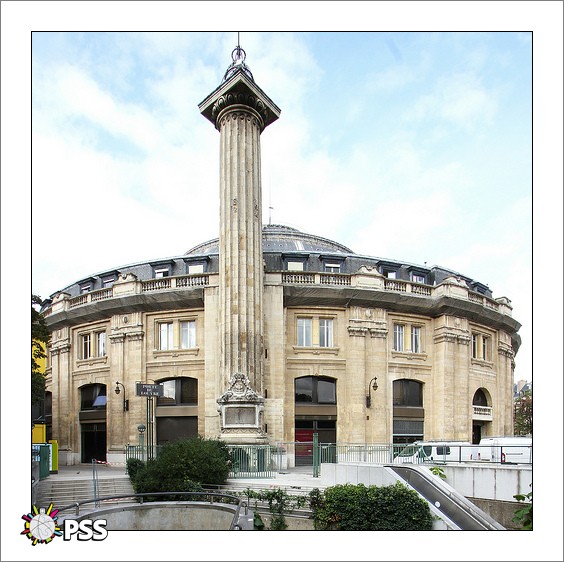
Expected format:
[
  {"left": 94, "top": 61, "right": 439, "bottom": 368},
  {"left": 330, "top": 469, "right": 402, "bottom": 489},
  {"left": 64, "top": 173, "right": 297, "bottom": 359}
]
[
  {"left": 157, "top": 377, "right": 198, "bottom": 406},
  {"left": 80, "top": 384, "right": 107, "bottom": 410},
  {"left": 393, "top": 379, "right": 423, "bottom": 407},
  {"left": 472, "top": 388, "right": 489, "bottom": 407},
  {"left": 295, "top": 376, "right": 336, "bottom": 404}
]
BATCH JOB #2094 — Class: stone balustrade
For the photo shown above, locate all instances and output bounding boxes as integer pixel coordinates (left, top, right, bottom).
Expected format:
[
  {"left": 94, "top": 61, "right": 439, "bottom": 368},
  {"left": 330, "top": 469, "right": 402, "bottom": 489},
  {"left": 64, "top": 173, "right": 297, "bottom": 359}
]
[{"left": 43, "top": 270, "right": 512, "bottom": 319}]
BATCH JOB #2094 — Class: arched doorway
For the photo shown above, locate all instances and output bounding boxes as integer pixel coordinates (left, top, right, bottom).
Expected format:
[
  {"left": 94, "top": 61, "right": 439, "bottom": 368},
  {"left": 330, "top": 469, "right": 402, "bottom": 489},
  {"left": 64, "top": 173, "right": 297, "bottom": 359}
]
[
  {"left": 392, "top": 379, "right": 424, "bottom": 444},
  {"left": 79, "top": 384, "right": 107, "bottom": 462},
  {"left": 472, "top": 388, "right": 492, "bottom": 444},
  {"left": 294, "top": 376, "right": 337, "bottom": 465}
]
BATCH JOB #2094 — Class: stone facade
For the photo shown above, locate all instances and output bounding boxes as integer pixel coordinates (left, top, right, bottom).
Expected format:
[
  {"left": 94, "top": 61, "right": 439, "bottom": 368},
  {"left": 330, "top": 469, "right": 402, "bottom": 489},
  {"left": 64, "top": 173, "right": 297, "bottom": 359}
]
[{"left": 41, "top": 47, "right": 520, "bottom": 466}]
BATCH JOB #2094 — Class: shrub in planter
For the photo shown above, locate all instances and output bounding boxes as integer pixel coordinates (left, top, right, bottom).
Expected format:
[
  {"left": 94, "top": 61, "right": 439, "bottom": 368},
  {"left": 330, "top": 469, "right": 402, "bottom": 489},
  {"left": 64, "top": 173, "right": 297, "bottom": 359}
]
[
  {"left": 309, "top": 482, "right": 433, "bottom": 531},
  {"left": 130, "top": 437, "right": 230, "bottom": 500}
]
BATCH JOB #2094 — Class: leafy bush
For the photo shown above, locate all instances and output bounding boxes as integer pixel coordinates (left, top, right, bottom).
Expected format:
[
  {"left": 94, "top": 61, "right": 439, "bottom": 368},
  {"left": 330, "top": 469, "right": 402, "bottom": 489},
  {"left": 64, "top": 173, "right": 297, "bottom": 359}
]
[
  {"left": 512, "top": 485, "right": 532, "bottom": 530},
  {"left": 244, "top": 488, "right": 307, "bottom": 530},
  {"left": 130, "top": 437, "right": 230, "bottom": 499},
  {"left": 309, "top": 482, "right": 433, "bottom": 531},
  {"left": 126, "top": 458, "right": 145, "bottom": 480}
]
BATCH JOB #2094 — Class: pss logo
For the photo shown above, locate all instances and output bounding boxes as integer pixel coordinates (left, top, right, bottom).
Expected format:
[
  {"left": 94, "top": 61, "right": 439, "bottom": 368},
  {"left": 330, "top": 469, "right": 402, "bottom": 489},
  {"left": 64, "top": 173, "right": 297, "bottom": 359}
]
[{"left": 63, "top": 519, "right": 108, "bottom": 541}]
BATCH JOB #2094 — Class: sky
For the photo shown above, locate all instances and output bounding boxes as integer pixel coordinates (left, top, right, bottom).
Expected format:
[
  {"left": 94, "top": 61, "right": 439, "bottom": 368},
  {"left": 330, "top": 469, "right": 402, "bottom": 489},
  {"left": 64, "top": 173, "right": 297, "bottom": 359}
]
[
  {"left": 2, "top": 2, "right": 563, "bottom": 561},
  {"left": 30, "top": 30, "right": 533, "bottom": 378}
]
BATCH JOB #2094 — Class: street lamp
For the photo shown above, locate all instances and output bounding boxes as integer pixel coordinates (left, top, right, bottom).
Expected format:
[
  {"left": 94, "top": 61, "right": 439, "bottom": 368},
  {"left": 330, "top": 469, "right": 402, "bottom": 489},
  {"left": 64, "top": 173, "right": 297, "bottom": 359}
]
[
  {"left": 366, "top": 377, "right": 378, "bottom": 408},
  {"left": 114, "top": 381, "right": 129, "bottom": 412},
  {"left": 138, "top": 424, "right": 146, "bottom": 461}
]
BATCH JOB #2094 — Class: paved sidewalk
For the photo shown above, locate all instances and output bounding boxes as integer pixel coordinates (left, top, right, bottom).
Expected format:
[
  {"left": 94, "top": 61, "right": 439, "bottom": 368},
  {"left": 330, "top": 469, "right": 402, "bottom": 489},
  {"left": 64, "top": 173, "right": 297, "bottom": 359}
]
[{"left": 50, "top": 463, "right": 323, "bottom": 488}]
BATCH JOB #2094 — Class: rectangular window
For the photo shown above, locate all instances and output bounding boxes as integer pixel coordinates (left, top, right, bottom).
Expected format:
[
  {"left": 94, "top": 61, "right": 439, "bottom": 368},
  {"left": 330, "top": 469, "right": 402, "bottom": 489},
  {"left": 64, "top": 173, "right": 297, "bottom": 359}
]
[
  {"left": 187, "top": 264, "right": 204, "bottom": 275},
  {"left": 96, "top": 332, "right": 106, "bottom": 357},
  {"left": 482, "top": 335, "right": 489, "bottom": 361},
  {"left": 102, "top": 277, "right": 115, "bottom": 288},
  {"left": 80, "top": 284, "right": 91, "bottom": 294},
  {"left": 386, "top": 270, "right": 397, "bottom": 279},
  {"left": 324, "top": 263, "right": 341, "bottom": 273},
  {"left": 472, "top": 334, "right": 479, "bottom": 359},
  {"left": 82, "top": 334, "right": 91, "bottom": 359},
  {"left": 411, "top": 273, "right": 425, "bottom": 284},
  {"left": 180, "top": 320, "right": 196, "bottom": 349},
  {"left": 393, "top": 324, "right": 404, "bottom": 351},
  {"left": 319, "top": 318, "right": 333, "bottom": 348},
  {"left": 297, "top": 318, "right": 312, "bottom": 347},
  {"left": 159, "top": 322, "right": 173, "bottom": 350},
  {"left": 154, "top": 268, "right": 169, "bottom": 278},
  {"left": 411, "top": 326, "right": 421, "bottom": 353},
  {"left": 287, "top": 261, "right": 304, "bottom": 271}
]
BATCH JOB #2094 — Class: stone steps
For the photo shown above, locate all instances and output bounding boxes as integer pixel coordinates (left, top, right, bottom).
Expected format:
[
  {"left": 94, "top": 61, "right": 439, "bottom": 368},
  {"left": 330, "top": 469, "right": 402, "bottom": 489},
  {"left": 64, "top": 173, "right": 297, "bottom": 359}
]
[{"left": 35, "top": 476, "right": 135, "bottom": 508}]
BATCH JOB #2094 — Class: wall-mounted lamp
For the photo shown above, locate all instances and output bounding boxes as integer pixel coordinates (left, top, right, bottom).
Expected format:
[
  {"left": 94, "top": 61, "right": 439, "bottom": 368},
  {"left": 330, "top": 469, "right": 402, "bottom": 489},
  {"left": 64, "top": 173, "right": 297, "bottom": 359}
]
[
  {"left": 114, "top": 381, "right": 129, "bottom": 412},
  {"left": 366, "top": 377, "right": 378, "bottom": 408}
]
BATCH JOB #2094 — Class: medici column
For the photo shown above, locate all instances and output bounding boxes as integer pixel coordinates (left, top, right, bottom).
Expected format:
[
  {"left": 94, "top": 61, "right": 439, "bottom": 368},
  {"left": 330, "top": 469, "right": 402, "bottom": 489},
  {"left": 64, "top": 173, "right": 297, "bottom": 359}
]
[{"left": 199, "top": 46, "right": 280, "bottom": 442}]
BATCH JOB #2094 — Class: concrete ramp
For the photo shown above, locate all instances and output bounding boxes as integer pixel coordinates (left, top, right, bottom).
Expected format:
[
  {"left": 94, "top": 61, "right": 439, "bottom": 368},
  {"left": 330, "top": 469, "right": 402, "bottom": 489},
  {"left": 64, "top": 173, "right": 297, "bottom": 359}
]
[{"left": 387, "top": 465, "right": 505, "bottom": 530}]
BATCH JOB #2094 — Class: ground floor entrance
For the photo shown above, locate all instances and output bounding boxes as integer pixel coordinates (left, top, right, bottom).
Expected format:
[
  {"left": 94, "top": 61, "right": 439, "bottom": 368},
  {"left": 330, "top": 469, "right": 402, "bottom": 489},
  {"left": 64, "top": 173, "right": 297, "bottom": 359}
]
[
  {"left": 81, "top": 422, "right": 106, "bottom": 463},
  {"left": 294, "top": 419, "right": 336, "bottom": 466}
]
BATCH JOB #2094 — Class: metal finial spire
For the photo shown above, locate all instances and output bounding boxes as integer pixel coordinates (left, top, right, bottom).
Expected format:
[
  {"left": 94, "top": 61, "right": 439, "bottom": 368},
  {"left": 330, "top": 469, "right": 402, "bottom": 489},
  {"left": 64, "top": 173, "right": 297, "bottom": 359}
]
[{"left": 222, "top": 33, "right": 254, "bottom": 82}]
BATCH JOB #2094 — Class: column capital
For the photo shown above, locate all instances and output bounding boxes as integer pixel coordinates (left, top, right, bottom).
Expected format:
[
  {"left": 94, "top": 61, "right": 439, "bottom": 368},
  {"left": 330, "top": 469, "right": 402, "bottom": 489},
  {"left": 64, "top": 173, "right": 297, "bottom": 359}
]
[{"left": 199, "top": 69, "right": 280, "bottom": 132}]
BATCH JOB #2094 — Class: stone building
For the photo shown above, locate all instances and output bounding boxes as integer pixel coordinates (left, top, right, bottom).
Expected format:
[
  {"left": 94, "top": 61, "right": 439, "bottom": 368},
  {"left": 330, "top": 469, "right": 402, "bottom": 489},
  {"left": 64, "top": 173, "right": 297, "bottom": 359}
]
[{"left": 41, "top": 46, "right": 521, "bottom": 466}]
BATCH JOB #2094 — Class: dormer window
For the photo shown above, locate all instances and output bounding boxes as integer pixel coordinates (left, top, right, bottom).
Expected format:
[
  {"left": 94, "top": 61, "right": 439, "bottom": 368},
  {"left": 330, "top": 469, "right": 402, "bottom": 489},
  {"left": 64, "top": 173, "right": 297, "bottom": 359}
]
[
  {"left": 287, "top": 261, "right": 305, "bottom": 271},
  {"left": 324, "top": 263, "right": 341, "bottom": 273},
  {"left": 150, "top": 260, "right": 174, "bottom": 279},
  {"left": 80, "top": 284, "right": 92, "bottom": 294},
  {"left": 384, "top": 270, "right": 397, "bottom": 279},
  {"left": 411, "top": 273, "right": 426, "bottom": 284}
]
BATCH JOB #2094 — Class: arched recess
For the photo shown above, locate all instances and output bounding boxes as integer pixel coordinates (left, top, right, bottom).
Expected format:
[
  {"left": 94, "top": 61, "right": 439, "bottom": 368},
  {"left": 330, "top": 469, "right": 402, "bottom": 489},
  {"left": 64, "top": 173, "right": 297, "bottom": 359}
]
[
  {"left": 392, "top": 379, "right": 424, "bottom": 445},
  {"left": 79, "top": 383, "right": 107, "bottom": 463},
  {"left": 154, "top": 377, "right": 199, "bottom": 444},
  {"left": 471, "top": 387, "right": 493, "bottom": 444},
  {"left": 294, "top": 376, "right": 337, "bottom": 465}
]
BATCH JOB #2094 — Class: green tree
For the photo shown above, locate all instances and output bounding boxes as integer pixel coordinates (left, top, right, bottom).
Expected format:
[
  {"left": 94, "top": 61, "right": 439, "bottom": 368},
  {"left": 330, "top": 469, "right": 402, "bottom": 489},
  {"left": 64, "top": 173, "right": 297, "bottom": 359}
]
[
  {"left": 514, "top": 390, "right": 532, "bottom": 436},
  {"left": 32, "top": 294, "right": 50, "bottom": 406},
  {"left": 129, "top": 437, "right": 231, "bottom": 498}
]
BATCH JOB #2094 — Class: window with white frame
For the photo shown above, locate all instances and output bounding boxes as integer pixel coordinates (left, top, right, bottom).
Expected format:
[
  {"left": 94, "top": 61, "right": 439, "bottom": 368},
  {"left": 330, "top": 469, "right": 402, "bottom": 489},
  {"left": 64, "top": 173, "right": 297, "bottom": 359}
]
[
  {"left": 296, "top": 316, "right": 336, "bottom": 348},
  {"left": 180, "top": 320, "right": 196, "bottom": 349},
  {"left": 324, "top": 263, "right": 341, "bottom": 273},
  {"left": 187, "top": 264, "right": 204, "bottom": 275},
  {"left": 80, "top": 284, "right": 92, "bottom": 294},
  {"left": 319, "top": 318, "right": 333, "bottom": 347},
  {"left": 385, "top": 270, "right": 397, "bottom": 279},
  {"left": 297, "top": 318, "right": 312, "bottom": 347},
  {"left": 411, "top": 273, "right": 426, "bottom": 284},
  {"left": 287, "top": 261, "right": 305, "bottom": 271},
  {"left": 102, "top": 276, "right": 115, "bottom": 288},
  {"left": 159, "top": 322, "right": 174, "bottom": 350},
  {"left": 411, "top": 325, "right": 421, "bottom": 353},
  {"left": 394, "top": 323, "right": 424, "bottom": 354},
  {"left": 471, "top": 332, "right": 491, "bottom": 361},
  {"left": 154, "top": 267, "right": 170, "bottom": 278},
  {"left": 79, "top": 329, "right": 107, "bottom": 359},
  {"left": 155, "top": 318, "right": 198, "bottom": 352},
  {"left": 393, "top": 324, "right": 404, "bottom": 351}
]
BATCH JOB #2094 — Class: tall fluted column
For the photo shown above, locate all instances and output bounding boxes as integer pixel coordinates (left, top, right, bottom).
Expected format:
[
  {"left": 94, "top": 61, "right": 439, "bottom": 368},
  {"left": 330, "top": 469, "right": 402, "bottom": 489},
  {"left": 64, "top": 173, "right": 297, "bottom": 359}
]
[
  {"left": 199, "top": 51, "right": 280, "bottom": 441},
  {"left": 217, "top": 105, "right": 264, "bottom": 390}
]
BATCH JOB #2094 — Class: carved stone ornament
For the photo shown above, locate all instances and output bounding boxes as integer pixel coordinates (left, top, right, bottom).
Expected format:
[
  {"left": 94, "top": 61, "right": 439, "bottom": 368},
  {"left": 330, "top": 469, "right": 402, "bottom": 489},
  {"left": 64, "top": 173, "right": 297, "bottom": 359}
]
[{"left": 217, "top": 372, "right": 264, "bottom": 405}]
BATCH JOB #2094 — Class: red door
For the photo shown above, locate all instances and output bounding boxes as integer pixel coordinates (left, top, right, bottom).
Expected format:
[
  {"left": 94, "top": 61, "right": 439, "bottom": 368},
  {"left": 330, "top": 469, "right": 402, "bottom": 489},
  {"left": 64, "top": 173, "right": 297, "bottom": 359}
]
[{"left": 295, "top": 429, "right": 314, "bottom": 465}]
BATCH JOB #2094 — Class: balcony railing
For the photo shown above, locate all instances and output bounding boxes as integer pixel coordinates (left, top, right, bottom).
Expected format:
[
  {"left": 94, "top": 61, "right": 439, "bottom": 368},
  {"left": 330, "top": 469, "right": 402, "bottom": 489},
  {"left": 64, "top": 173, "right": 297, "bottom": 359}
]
[
  {"left": 44, "top": 269, "right": 510, "bottom": 319},
  {"left": 472, "top": 405, "right": 493, "bottom": 420}
]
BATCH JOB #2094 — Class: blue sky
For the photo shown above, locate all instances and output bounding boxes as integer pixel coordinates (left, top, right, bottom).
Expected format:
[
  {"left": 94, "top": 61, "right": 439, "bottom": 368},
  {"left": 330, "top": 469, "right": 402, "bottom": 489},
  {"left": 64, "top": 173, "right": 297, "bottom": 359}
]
[
  {"left": 2, "top": 2, "right": 563, "bottom": 560},
  {"left": 31, "top": 30, "right": 532, "bottom": 378}
]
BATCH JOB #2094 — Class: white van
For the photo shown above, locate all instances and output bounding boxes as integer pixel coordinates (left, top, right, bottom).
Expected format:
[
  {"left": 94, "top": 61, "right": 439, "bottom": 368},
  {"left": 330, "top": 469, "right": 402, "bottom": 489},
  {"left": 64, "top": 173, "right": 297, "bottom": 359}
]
[
  {"left": 477, "top": 437, "right": 532, "bottom": 464},
  {"left": 393, "top": 441, "right": 473, "bottom": 464}
]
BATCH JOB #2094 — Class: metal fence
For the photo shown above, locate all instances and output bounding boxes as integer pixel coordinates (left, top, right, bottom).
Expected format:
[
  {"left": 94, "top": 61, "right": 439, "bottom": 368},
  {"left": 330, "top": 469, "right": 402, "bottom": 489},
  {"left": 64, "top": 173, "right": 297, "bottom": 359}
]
[{"left": 31, "top": 444, "right": 50, "bottom": 480}]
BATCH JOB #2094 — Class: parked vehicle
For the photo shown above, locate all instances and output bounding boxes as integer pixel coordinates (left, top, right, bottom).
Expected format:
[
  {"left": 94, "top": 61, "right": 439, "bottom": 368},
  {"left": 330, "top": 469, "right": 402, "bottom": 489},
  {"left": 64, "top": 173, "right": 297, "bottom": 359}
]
[
  {"left": 393, "top": 441, "right": 473, "bottom": 464},
  {"left": 477, "top": 436, "right": 532, "bottom": 464}
]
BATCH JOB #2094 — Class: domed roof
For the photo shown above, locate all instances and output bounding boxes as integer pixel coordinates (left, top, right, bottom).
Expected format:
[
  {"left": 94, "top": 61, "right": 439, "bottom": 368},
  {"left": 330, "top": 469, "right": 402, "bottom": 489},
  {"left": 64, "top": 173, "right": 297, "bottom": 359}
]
[{"left": 185, "top": 224, "right": 355, "bottom": 256}]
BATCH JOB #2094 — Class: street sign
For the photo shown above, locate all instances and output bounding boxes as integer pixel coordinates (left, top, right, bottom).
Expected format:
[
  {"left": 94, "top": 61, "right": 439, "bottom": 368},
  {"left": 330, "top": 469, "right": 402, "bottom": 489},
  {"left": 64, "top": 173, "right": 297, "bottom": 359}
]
[{"left": 135, "top": 383, "right": 164, "bottom": 397}]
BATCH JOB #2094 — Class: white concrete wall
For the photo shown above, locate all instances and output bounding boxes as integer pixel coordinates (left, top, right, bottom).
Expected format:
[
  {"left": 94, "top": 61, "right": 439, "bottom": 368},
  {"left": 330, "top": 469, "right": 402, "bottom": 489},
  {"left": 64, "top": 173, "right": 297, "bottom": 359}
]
[{"left": 320, "top": 462, "right": 532, "bottom": 503}]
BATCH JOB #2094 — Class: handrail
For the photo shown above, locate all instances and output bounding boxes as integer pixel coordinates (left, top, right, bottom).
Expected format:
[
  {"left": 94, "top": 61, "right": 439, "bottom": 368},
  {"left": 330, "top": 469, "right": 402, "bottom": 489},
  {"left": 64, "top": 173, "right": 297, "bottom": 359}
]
[
  {"left": 91, "top": 459, "right": 99, "bottom": 507},
  {"left": 55, "top": 491, "right": 247, "bottom": 530}
]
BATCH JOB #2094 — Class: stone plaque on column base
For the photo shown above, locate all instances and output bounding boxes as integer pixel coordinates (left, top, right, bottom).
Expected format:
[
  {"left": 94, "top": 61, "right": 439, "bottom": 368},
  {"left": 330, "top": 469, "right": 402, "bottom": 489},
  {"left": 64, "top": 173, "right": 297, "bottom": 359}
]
[{"left": 217, "top": 373, "right": 267, "bottom": 444}]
